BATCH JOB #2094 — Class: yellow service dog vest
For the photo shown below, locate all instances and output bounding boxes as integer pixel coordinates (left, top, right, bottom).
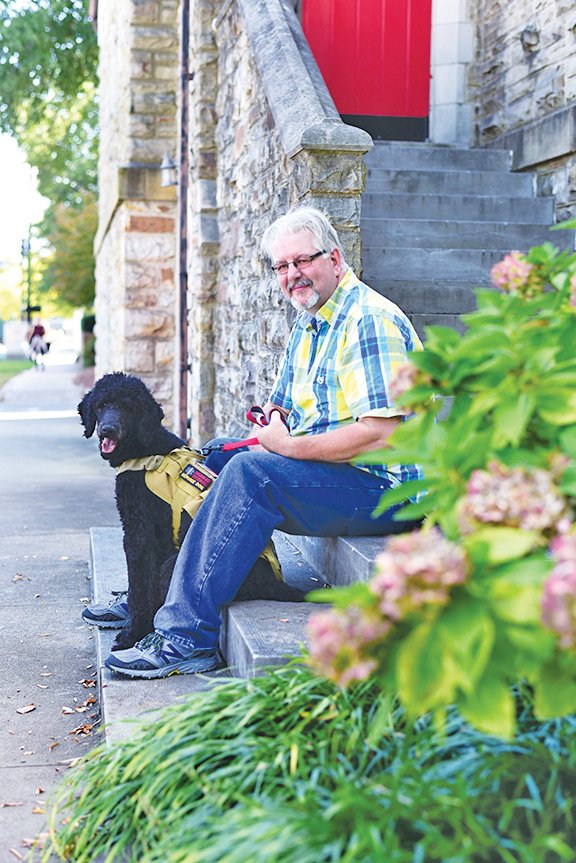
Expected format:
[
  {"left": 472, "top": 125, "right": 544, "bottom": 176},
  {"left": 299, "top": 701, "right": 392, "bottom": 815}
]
[{"left": 116, "top": 447, "right": 282, "bottom": 581}]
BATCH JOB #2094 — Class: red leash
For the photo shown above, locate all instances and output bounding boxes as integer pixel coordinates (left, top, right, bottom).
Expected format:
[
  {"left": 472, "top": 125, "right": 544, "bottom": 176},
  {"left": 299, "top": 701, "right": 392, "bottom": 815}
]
[{"left": 220, "top": 436, "right": 260, "bottom": 452}]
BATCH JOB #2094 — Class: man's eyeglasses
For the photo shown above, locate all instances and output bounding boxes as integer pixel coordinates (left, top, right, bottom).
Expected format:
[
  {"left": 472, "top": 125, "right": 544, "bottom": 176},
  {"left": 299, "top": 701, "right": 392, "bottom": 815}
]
[{"left": 270, "top": 250, "right": 326, "bottom": 275}]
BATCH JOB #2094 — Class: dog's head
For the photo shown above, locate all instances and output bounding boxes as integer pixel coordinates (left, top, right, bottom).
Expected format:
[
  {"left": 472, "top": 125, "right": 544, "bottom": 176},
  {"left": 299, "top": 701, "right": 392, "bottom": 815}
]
[{"left": 78, "top": 372, "right": 166, "bottom": 466}]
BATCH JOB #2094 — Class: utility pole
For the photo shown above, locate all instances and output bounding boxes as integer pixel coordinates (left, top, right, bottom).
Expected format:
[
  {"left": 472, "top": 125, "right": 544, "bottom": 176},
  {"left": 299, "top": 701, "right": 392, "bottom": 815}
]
[{"left": 21, "top": 229, "right": 40, "bottom": 322}]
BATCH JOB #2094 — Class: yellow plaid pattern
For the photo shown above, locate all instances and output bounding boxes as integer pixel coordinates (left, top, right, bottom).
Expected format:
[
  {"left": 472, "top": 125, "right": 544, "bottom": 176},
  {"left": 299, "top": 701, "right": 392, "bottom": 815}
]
[{"left": 269, "top": 269, "right": 423, "bottom": 483}]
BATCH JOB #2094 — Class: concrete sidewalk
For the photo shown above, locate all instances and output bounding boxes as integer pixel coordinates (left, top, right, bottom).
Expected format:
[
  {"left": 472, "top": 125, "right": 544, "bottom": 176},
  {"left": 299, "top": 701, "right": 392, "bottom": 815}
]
[{"left": 0, "top": 355, "right": 118, "bottom": 862}]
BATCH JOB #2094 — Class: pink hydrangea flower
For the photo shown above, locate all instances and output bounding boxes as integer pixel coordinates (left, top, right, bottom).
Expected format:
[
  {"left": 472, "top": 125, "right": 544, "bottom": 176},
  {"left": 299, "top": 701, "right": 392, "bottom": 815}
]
[
  {"left": 541, "top": 532, "right": 576, "bottom": 649},
  {"left": 369, "top": 528, "right": 469, "bottom": 621},
  {"left": 570, "top": 274, "right": 576, "bottom": 309},
  {"left": 458, "top": 461, "right": 570, "bottom": 534},
  {"left": 307, "top": 606, "right": 392, "bottom": 687},
  {"left": 389, "top": 361, "right": 420, "bottom": 412},
  {"left": 490, "top": 252, "right": 535, "bottom": 295}
]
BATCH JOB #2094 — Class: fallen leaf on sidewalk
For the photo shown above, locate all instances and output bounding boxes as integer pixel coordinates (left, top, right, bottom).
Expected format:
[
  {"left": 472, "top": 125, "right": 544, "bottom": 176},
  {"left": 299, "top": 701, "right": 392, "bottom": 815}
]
[
  {"left": 40, "top": 672, "right": 53, "bottom": 677},
  {"left": 48, "top": 741, "right": 59, "bottom": 751},
  {"left": 35, "top": 787, "right": 45, "bottom": 795},
  {"left": 1, "top": 802, "right": 24, "bottom": 808},
  {"left": 61, "top": 706, "right": 74, "bottom": 714},
  {"left": 32, "top": 805, "right": 45, "bottom": 815},
  {"left": 9, "top": 848, "right": 24, "bottom": 860},
  {"left": 16, "top": 704, "right": 36, "bottom": 714},
  {"left": 21, "top": 833, "right": 48, "bottom": 849},
  {"left": 79, "top": 678, "right": 96, "bottom": 687},
  {"left": 36, "top": 683, "right": 49, "bottom": 689},
  {"left": 69, "top": 723, "right": 93, "bottom": 736}
]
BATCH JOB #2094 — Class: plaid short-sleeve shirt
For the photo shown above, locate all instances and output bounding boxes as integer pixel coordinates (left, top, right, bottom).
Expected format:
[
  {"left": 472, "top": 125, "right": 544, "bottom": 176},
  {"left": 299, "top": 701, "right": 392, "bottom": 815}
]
[{"left": 269, "top": 268, "right": 423, "bottom": 485}]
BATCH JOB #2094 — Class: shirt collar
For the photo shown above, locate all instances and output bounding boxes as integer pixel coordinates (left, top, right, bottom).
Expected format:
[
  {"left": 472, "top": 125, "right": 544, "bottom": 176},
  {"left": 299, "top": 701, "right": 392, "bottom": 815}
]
[{"left": 301, "top": 267, "right": 356, "bottom": 332}]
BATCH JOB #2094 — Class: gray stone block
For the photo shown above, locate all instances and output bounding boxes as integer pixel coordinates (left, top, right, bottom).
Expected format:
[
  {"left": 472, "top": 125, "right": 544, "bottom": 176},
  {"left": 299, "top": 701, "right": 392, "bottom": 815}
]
[
  {"left": 362, "top": 192, "right": 555, "bottom": 223},
  {"left": 365, "top": 278, "right": 480, "bottom": 314},
  {"left": 364, "top": 142, "right": 513, "bottom": 173},
  {"left": 221, "top": 600, "right": 324, "bottom": 678},
  {"left": 361, "top": 218, "right": 553, "bottom": 251},
  {"left": 283, "top": 534, "right": 387, "bottom": 586},
  {"left": 366, "top": 168, "right": 534, "bottom": 197},
  {"left": 363, "top": 246, "right": 507, "bottom": 282}
]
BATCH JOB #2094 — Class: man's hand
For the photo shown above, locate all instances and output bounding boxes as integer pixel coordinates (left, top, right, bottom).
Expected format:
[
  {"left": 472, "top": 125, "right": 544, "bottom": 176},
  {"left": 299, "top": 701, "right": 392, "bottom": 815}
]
[
  {"left": 257, "top": 413, "right": 401, "bottom": 462},
  {"left": 256, "top": 411, "right": 294, "bottom": 456}
]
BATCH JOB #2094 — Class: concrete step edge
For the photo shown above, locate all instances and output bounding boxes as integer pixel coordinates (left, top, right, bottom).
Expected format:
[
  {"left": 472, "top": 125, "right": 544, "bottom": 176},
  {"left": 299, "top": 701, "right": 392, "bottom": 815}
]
[{"left": 283, "top": 534, "right": 386, "bottom": 586}]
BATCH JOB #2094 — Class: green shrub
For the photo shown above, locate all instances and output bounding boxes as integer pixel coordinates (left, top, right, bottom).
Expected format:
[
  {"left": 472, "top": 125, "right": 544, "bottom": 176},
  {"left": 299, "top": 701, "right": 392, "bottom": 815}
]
[
  {"left": 307, "top": 237, "right": 576, "bottom": 738},
  {"left": 43, "top": 664, "right": 575, "bottom": 863}
]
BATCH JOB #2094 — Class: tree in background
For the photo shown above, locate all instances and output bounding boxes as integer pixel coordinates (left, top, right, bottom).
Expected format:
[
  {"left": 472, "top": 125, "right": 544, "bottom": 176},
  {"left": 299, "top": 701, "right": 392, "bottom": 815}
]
[{"left": 0, "top": 0, "right": 98, "bottom": 311}]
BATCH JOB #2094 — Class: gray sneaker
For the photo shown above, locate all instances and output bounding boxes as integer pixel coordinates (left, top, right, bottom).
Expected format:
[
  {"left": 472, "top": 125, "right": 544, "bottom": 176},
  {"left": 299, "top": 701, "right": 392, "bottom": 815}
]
[
  {"left": 82, "top": 590, "right": 131, "bottom": 629},
  {"left": 104, "top": 631, "right": 222, "bottom": 679}
]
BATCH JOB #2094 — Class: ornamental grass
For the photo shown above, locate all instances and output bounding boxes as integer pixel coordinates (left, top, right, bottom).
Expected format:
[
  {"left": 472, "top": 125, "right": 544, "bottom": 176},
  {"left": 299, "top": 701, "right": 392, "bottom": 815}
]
[{"left": 43, "top": 664, "right": 575, "bottom": 863}]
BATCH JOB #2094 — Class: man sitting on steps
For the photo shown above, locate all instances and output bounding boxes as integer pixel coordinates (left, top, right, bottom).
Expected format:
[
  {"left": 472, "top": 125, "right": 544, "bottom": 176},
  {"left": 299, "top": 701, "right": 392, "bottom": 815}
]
[{"left": 104, "top": 206, "right": 424, "bottom": 678}]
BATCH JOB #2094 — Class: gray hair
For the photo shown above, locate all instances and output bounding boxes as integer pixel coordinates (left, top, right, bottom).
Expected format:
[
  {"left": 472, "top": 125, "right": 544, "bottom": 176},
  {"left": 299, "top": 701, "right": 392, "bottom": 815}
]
[{"left": 260, "top": 206, "right": 347, "bottom": 267}]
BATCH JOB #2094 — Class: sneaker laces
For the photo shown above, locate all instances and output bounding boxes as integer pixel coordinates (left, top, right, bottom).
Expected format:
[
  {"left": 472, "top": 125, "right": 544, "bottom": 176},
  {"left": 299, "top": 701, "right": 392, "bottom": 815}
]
[
  {"left": 109, "top": 590, "right": 128, "bottom": 607},
  {"left": 135, "top": 632, "right": 164, "bottom": 654}
]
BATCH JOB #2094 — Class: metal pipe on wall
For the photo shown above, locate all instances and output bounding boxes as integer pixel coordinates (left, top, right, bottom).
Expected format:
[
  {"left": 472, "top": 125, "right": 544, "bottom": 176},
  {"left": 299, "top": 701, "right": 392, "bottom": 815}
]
[{"left": 178, "top": 0, "right": 191, "bottom": 440}]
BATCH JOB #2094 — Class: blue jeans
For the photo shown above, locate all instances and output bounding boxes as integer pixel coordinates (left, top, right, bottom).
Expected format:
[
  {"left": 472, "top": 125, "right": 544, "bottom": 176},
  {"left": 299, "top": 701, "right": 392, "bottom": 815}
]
[{"left": 154, "top": 440, "right": 417, "bottom": 650}]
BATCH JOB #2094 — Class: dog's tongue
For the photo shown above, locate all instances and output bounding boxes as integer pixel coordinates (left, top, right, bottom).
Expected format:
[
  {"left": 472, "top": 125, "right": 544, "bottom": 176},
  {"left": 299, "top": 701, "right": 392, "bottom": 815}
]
[{"left": 101, "top": 437, "right": 117, "bottom": 454}]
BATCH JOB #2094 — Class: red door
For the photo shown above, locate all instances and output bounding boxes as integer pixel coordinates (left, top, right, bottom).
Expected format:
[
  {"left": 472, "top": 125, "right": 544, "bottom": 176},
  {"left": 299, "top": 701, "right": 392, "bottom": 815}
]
[{"left": 301, "top": 0, "right": 432, "bottom": 140}]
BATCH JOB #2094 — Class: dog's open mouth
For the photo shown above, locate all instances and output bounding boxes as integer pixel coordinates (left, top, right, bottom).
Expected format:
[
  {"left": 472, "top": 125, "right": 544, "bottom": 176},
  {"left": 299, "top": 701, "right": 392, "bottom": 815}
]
[{"left": 100, "top": 436, "right": 118, "bottom": 455}]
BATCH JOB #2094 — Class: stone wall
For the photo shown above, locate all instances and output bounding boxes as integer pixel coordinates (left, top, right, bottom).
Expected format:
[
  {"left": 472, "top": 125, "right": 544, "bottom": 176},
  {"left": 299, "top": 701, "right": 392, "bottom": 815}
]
[
  {"left": 429, "top": 0, "right": 474, "bottom": 145},
  {"left": 94, "top": 0, "right": 180, "bottom": 424},
  {"left": 186, "top": 0, "right": 372, "bottom": 442},
  {"left": 471, "top": 0, "right": 576, "bottom": 220}
]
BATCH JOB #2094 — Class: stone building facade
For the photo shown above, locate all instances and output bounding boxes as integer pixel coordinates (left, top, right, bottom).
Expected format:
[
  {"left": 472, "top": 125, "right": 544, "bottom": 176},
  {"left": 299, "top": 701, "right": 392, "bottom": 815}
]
[
  {"left": 471, "top": 0, "right": 576, "bottom": 221},
  {"left": 92, "top": 0, "right": 576, "bottom": 438},
  {"left": 93, "top": 0, "right": 180, "bottom": 423}
]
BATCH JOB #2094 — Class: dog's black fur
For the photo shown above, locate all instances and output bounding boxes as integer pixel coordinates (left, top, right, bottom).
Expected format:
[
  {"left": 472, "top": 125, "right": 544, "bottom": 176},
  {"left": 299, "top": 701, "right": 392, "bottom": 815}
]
[{"left": 78, "top": 372, "right": 306, "bottom": 649}]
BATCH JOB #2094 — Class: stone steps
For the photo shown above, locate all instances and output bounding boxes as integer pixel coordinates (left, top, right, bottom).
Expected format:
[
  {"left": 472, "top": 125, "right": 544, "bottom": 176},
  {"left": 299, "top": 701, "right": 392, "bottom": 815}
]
[
  {"left": 360, "top": 141, "right": 562, "bottom": 338},
  {"left": 88, "top": 527, "right": 340, "bottom": 734}
]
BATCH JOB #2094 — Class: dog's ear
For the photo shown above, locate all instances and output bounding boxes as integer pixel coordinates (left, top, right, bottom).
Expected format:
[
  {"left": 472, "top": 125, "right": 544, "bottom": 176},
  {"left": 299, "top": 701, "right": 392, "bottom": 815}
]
[
  {"left": 135, "top": 391, "right": 165, "bottom": 445},
  {"left": 78, "top": 391, "right": 96, "bottom": 438}
]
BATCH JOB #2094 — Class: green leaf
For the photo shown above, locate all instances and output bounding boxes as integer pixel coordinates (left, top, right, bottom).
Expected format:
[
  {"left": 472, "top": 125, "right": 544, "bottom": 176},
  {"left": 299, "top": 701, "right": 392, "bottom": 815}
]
[
  {"left": 407, "top": 350, "right": 447, "bottom": 377},
  {"left": 550, "top": 217, "right": 576, "bottom": 230},
  {"left": 503, "top": 625, "right": 556, "bottom": 663},
  {"left": 421, "top": 325, "right": 462, "bottom": 352},
  {"left": 436, "top": 597, "right": 495, "bottom": 691},
  {"left": 534, "top": 656, "right": 576, "bottom": 719},
  {"left": 492, "top": 392, "right": 536, "bottom": 446},
  {"left": 537, "top": 389, "right": 576, "bottom": 425},
  {"left": 559, "top": 465, "right": 576, "bottom": 495},
  {"left": 463, "top": 527, "right": 540, "bottom": 565},
  {"left": 395, "top": 620, "right": 456, "bottom": 713},
  {"left": 458, "top": 675, "right": 516, "bottom": 738},
  {"left": 477, "top": 554, "right": 553, "bottom": 624},
  {"left": 371, "top": 478, "right": 429, "bottom": 512},
  {"left": 559, "top": 426, "right": 576, "bottom": 456},
  {"left": 366, "top": 691, "right": 397, "bottom": 747}
]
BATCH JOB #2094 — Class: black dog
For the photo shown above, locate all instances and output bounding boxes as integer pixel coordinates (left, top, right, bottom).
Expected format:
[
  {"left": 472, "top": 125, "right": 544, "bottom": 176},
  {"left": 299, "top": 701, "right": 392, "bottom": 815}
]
[{"left": 78, "top": 372, "right": 306, "bottom": 650}]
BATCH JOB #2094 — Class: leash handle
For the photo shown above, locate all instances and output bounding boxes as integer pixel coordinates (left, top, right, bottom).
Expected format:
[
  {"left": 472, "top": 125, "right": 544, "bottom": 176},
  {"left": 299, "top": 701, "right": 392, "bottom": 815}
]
[{"left": 246, "top": 405, "right": 289, "bottom": 429}]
